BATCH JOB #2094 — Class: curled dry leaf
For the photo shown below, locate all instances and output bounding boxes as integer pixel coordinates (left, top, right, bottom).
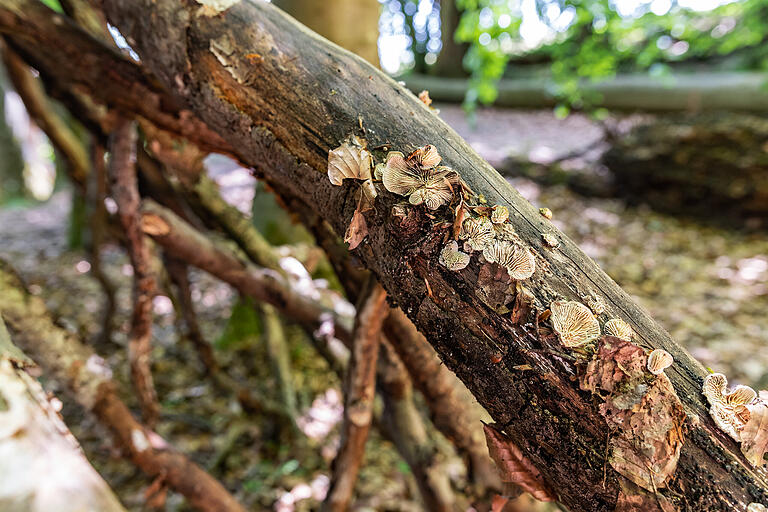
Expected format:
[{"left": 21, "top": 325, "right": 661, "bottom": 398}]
[
  {"left": 476, "top": 262, "right": 515, "bottom": 313},
  {"left": 483, "top": 424, "right": 555, "bottom": 502},
  {"left": 581, "top": 338, "right": 686, "bottom": 491},
  {"left": 550, "top": 300, "right": 600, "bottom": 348},
  {"left": 344, "top": 209, "right": 368, "bottom": 250},
  {"left": 327, "top": 136, "right": 372, "bottom": 185},
  {"left": 738, "top": 399, "right": 768, "bottom": 467}
]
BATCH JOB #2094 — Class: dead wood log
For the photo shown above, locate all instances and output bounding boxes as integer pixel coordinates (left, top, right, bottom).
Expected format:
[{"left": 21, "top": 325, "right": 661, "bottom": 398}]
[
  {"left": 0, "top": 262, "right": 247, "bottom": 512},
  {"left": 322, "top": 280, "right": 387, "bottom": 512},
  {"left": 96, "top": 1, "right": 768, "bottom": 509}
]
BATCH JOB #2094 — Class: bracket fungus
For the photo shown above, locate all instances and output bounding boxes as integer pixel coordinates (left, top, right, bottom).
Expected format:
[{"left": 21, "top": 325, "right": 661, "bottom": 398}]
[
  {"left": 604, "top": 318, "right": 634, "bottom": 341},
  {"left": 438, "top": 241, "right": 470, "bottom": 271},
  {"left": 460, "top": 216, "right": 495, "bottom": 252},
  {"left": 539, "top": 207, "right": 553, "bottom": 220},
  {"left": 490, "top": 205, "right": 509, "bottom": 224},
  {"left": 482, "top": 241, "right": 535, "bottom": 281},
  {"left": 646, "top": 349, "right": 673, "bottom": 376},
  {"left": 549, "top": 300, "right": 601, "bottom": 348},
  {"left": 702, "top": 373, "right": 768, "bottom": 467},
  {"left": 382, "top": 146, "right": 459, "bottom": 210}
]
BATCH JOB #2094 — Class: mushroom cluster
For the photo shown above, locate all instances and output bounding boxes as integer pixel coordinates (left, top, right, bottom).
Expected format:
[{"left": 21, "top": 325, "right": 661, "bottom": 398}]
[
  {"left": 382, "top": 145, "right": 460, "bottom": 210},
  {"left": 702, "top": 373, "right": 757, "bottom": 441}
]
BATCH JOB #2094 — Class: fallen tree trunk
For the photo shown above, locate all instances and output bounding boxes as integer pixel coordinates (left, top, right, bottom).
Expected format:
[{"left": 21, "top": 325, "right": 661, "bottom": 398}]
[
  {"left": 403, "top": 71, "right": 768, "bottom": 112},
  {"left": 92, "top": 1, "right": 767, "bottom": 510}
]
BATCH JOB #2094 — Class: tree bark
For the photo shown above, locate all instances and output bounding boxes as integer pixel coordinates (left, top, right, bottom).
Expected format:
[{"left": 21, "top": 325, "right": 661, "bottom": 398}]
[
  {"left": 108, "top": 118, "right": 160, "bottom": 426},
  {"left": 94, "top": 1, "right": 768, "bottom": 510}
]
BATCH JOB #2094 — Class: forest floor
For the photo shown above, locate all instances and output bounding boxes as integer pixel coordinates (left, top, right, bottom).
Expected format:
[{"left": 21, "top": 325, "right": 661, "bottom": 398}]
[{"left": 1, "top": 106, "right": 767, "bottom": 511}]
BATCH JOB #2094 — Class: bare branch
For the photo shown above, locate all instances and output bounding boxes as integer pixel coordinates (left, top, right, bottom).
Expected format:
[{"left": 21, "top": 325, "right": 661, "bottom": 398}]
[
  {"left": 108, "top": 118, "right": 159, "bottom": 426},
  {"left": 322, "top": 280, "right": 387, "bottom": 512}
]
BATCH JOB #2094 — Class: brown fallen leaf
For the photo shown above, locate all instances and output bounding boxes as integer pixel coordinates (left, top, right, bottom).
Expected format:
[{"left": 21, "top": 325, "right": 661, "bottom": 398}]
[
  {"left": 483, "top": 423, "right": 555, "bottom": 502},
  {"left": 328, "top": 136, "right": 372, "bottom": 185},
  {"left": 739, "top": 399, "right": 768, "bottom": 467},
  {"left": 344, "top": 209, "right": 368, "bottom": 250},
  {"left": 581, "top": 338, "right": 686, "bottom": 491},
  {"left": 615, "top": 479, "right": 677, "bottom": 512}
]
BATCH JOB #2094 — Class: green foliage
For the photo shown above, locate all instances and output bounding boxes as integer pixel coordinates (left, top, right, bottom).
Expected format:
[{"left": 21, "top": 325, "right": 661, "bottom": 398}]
[
  {"left": 39, "top": 0, "right": 64, "bottom": 12},
  {"left": 215, "top": 296, "right": 262, "bottom": 350},
  {"left": 453, "top": 0, "right": 768, "bottom": 110}
]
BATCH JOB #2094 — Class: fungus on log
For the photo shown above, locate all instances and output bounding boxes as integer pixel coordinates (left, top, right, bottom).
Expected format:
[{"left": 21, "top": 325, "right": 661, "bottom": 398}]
[{"left": 3, "top": 0, "right": 767, "bottom": 509}]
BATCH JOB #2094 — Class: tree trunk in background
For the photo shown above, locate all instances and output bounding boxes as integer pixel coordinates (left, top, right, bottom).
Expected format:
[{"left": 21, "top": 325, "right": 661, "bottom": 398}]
[
  {"left": 274, "top": 0, "right": 381, "bottom": 68},
  {"left": 0, "top": 80, "right": 25, "bottom": 201},
  {"left": 431, "top": 0, "right": 467, "bottom": 77},
  {"left": 602, "top": 112, "right": 768, "bottom": 227}
]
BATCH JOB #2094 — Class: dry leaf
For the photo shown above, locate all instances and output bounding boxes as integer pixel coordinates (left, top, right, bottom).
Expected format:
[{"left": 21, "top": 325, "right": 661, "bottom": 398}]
[
  {"left": 615, "top": 479, "right": 677, "bottom": 512},
  {"left": 580, "top": 338, "right": 686, "bottom": 491},
  {"left": 483, "top": 424, "right": 555, "bottom": 502},
  {"left": 476, "top": 263, "right": 515, "bottom": 313},
  {"left": 328, "top": 137, "right": 372, "bottom": 185},
  {"left": 739, "top": 399, "right": 768, "bottom": 467},
  {"left": 344, "top": 209, "right": 368, "bottom": 250},
  {"left": 140, "top": 213, "right": 170, "bottom": 236}
]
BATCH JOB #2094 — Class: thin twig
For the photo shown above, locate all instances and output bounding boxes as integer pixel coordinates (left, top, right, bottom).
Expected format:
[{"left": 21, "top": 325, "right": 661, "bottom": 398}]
[
  {"left": 322, "top": 280, "right": 387, "bottom": 512},
  {"left": 108, "top": 118, "right": 159, "bottom": 426}
]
